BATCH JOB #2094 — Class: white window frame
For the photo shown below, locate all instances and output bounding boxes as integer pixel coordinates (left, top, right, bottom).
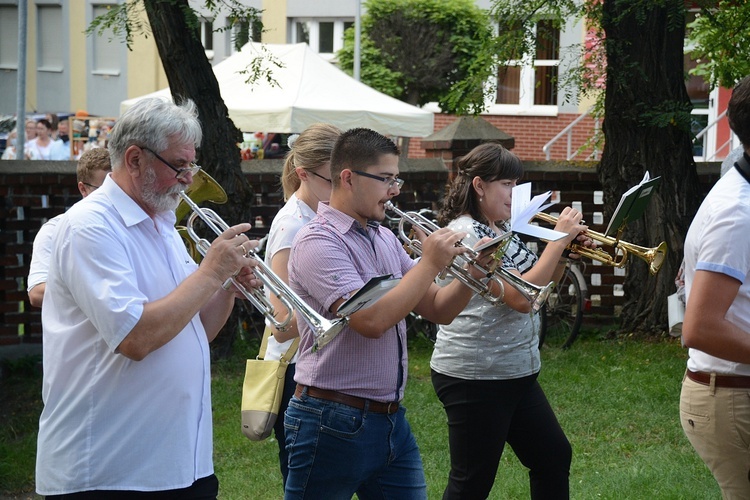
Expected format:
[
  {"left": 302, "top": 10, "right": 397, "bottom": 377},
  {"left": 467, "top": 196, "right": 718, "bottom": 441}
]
[
  {"left": 483, "top": 19, "right": 560, "bottom": 117},
  {"left": 289, "top": 18, "right": 353, "bottom": 62}
]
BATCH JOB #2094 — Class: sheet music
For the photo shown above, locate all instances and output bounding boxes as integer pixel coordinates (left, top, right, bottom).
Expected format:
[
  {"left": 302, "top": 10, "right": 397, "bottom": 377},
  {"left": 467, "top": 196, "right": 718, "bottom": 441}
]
[{"left": 511, "top": 183, "right": 567, "bottom": 241}]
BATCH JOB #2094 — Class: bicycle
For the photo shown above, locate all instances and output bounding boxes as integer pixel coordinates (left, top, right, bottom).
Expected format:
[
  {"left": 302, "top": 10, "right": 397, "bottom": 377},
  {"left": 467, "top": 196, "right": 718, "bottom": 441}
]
[{"left": 538, "top": 259, "right": 589, "bottom": 349}]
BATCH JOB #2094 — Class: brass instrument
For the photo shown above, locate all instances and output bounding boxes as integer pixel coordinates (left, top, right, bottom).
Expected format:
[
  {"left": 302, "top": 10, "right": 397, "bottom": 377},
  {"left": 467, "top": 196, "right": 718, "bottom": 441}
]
[
  {"left": 385, "top": 201, "right": 553, "bottom": 313},
  {"left": 178, "top": 176, "right": 347, "bottom": 348},
  {"left": 533, "top": 212, "right": 667, "bottom": 275},
  {"left": 176, "top": 170, "right": 228, "bottom": 261}
]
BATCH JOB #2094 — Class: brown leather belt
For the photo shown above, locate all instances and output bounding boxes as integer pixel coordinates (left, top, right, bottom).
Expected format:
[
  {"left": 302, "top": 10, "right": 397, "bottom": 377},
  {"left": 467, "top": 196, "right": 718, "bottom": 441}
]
[
  {"left": 295, "top": 384, "right": 400, "bottom": 414},
  {"left": 687, "top": 369, "right": 750, "bottom": 389}
]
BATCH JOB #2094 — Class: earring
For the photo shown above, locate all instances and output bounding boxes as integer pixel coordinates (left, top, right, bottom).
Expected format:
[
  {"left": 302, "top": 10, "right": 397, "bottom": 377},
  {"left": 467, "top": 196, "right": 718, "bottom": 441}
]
[{"left": 479, "top": 197, "right": 483, "bottom": 202}]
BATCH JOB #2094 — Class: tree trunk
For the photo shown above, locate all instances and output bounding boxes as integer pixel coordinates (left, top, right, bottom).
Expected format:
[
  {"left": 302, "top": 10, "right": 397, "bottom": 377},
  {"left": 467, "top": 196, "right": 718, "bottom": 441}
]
[
  {"left": 144, "top": 0, "right": 256, "bottom": 357},
  {"left": 599, "top": 0, "right": 702, "bottom": 334}
]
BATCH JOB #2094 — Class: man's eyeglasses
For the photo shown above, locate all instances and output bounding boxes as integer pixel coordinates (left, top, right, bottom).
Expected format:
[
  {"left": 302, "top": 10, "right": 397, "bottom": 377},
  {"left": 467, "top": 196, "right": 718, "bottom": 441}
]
[
  {"left": 310, "top": 171, "right": 332, "bottom": 183},
  {"left": 142, "top": 147, "right": 201, "bottom": 181},
  {"left": 352, "top": 170, "right": 404, "bottom": 190},
  {"left": 82, "top": 182, "right": 101, "bottom": 190}
]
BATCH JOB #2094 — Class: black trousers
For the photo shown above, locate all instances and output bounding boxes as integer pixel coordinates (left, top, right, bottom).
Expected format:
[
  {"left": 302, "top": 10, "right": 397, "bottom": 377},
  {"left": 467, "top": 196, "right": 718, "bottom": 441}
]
[
  {"left": 431, "top": 370, "right": 571, "bottom": 500},
  {"left": 45, "top": 473, "right": 218, "bottom": 500}
]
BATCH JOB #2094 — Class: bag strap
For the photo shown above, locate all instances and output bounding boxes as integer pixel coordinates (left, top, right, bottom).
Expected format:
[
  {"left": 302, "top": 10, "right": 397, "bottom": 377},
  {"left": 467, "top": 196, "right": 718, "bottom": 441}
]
[
  {"left": 735, "top": 153, "right": 750, "bottom": 184},
  {"left": 258, "top": 325, "right": 300, "bottom": 363},
  {"left": 280, "top": 337, "right": 300, "bottom": 364}
]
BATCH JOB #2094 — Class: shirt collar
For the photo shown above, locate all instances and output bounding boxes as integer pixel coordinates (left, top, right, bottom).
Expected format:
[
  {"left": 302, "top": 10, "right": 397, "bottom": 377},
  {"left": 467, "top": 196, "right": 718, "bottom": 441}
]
[
  {"left": 317, "top": 202, "right": 382, "bottom": 235},
  {"left": 101, "top": 173, "right": 178, "bottom": 230}
]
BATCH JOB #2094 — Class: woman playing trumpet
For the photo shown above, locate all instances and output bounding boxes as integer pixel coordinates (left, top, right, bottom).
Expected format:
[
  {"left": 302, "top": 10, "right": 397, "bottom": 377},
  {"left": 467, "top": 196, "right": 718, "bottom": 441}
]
[{"left": 431, "top": 142, "right": 593, "bottom": 499}]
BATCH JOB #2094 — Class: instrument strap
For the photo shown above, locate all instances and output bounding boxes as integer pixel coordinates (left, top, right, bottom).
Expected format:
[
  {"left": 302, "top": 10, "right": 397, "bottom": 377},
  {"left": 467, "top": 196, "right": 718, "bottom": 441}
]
[{"left": 734, "top": 153, "right": 750, "bottom": 184}]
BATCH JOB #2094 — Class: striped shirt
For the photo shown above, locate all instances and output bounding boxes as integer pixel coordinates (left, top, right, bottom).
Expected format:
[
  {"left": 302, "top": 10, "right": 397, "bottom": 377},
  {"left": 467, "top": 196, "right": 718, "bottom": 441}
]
[{"left": 289, "top": 202, "right": 416, "bottom": 402}]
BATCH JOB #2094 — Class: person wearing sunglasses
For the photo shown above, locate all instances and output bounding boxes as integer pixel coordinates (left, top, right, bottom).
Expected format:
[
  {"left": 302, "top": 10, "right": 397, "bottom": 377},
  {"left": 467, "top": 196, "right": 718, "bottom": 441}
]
[
  {"left": 284, "top": 127, "right": 495, "bottom": 499},
  {"left": 35, "top": 98, "right": 261, "bottom": 499},
  {"left": 27, "top": 147, "right": 112, "bottom": 307}
]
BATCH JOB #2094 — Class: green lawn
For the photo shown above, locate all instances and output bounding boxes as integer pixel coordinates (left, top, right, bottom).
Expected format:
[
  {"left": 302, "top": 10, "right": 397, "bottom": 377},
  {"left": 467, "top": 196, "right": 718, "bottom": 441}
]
[{"left": 1, "top": 330, "right": 720, "bottom": 499}]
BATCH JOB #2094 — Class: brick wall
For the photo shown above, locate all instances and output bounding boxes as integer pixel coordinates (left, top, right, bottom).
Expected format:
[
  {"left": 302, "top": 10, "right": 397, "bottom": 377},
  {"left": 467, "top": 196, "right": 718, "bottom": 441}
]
[
  {"left": 0, "top": 159, "right": 720, "bottom": 346},
  {"left": 408, "top": 113, "right": 600, "bottom": 161}
]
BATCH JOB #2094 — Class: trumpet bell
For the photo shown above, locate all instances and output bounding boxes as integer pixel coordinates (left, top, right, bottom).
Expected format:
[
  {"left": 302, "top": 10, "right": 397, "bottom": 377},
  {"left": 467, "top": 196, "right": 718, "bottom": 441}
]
[
  {"left": 176, "top": 170, "right": 228, "bottom": 223},
  {"left": 178, "top": 189, "right": 349, "bottom": 350},
  {"left": 532, "top": 212, "right": 667, "bottom": 275}
]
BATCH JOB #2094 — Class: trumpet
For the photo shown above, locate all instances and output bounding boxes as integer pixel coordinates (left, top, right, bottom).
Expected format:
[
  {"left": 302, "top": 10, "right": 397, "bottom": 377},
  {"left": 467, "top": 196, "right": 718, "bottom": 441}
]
[
  {"left": 533, "top": 212, "right": 667, "bottom": 275},
  {"left": 178, "top": 190, "right": 347, "bottom": 348},
  {"left": 385, "top": 202, "right": 553, "bottom": 313}
]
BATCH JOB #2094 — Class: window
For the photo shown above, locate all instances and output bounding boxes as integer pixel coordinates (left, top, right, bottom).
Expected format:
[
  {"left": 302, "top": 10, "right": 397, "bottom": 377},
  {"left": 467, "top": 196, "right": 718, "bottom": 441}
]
[
  {"left": 38, "top": 5, "right": 63, "bottom": 71},
  {"left": 201, "top": 19, "right": 213, "bottom": 51},
  {"left": 230, "top": 17, "right": 262, "bottom": 53},
  {"left": 319, "top": 22, "right": 334, "bottom": 53},
  {"left": 200, "top": 18, "right": 214, "bottom": 60},
  {"left": 0, "top": 5, "right": 18, "bottom": 69},
  {"left": 290, "top": 19, "right": 353, "bottom": 60},
  {"left": 92, "top": 5, "right": 120, "bottom": 74},
  {"left": 496, "top": 19, "right": 560, "bottom": 108}
]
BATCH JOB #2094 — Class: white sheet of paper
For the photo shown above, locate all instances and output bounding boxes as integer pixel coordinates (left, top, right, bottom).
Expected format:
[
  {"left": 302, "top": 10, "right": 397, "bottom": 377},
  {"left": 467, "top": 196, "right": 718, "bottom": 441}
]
[{"left": 511, "top": 183, "right": 568, "bottom": 241}]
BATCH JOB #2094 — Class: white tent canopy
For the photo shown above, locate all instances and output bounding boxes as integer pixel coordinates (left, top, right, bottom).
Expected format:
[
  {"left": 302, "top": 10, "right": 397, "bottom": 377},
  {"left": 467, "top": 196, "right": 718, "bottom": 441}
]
[{"left": 120, "top": 42, "right": 434, "bottom": 137}]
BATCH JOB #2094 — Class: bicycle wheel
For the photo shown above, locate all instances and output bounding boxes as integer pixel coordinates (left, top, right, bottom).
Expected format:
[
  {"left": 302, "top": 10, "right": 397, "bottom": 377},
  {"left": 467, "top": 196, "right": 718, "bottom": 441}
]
[
  {"left": 406, "top": 312, "right": 437, "bottom": 344},
  {"left": 539, "top": 266, "right": 584, "bottom": 349}
]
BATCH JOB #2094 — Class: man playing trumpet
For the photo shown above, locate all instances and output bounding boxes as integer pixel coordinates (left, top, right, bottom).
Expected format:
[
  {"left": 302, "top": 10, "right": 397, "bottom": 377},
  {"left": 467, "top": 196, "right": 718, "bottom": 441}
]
[
  {"left": 35, "top": 97, "right": 260, "bottom": 498},
  {"left": 285, "top": 128, "right": 495, "bottom": 499}
]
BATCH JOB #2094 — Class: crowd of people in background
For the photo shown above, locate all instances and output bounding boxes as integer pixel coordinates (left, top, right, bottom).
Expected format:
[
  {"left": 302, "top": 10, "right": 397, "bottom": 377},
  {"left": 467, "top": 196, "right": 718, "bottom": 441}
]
[{"left": 1, "top": 111, "right": 113, "bottom": 161}]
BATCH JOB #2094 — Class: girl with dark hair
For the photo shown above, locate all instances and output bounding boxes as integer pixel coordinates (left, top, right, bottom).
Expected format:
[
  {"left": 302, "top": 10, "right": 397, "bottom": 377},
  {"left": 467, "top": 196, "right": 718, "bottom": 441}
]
[{"left": 431, "top": 142, "right": 591, "bottom": 499}]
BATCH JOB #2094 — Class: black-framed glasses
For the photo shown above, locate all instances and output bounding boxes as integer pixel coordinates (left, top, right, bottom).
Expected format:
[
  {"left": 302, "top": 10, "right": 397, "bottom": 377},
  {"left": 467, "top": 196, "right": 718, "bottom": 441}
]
[
  {"left": 82, "top": 182, "right": 101, "bottom": 190},
  {"left": 142, "top": 146, "right": 201, "bottom": 181},
  {"left": 352, "top": 170, "right": 404, "bottom": 190},
  {"left": 310, "top": 171, "right": 332, "bottom": 183}
]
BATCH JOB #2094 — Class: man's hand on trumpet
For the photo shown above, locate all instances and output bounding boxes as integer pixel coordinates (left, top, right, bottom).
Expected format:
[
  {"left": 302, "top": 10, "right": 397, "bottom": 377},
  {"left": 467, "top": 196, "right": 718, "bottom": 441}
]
[
  {"left": 418, "top": 227, "right": 471, "bottom": 275},
  {"left": 199, "top": 222, "right": 263, "bottom": 294}
]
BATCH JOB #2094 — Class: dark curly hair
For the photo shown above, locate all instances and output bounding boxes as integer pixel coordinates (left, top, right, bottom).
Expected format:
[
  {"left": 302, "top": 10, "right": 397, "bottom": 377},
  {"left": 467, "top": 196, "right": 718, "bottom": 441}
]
[{"left": 438, "top": 142, "right": 524, "bottom": 227}]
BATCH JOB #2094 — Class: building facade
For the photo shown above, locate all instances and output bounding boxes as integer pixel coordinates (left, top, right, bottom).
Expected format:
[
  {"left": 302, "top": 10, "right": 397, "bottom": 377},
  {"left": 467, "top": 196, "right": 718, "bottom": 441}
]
[{"left": 0, "top": 0, "right": 736, "bottom": 161}]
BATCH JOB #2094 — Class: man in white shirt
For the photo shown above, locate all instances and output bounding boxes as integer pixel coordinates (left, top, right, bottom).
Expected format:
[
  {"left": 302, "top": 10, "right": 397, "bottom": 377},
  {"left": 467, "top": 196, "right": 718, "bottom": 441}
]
[
  {"left": 36, "top": 97, "right": 260, "bottom": 498},
  {"left": 680, "top": 75, "right": 750, "bottom": 497},
  {"left": 27, "top": 147, "right": 111, "bottom": 307}
]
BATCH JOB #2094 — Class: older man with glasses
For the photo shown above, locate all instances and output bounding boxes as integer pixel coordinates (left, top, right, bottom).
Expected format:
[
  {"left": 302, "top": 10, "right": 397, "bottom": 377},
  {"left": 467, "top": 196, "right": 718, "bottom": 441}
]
[{"left": 35, "top": 97, "right": 261, "bottom": 499}]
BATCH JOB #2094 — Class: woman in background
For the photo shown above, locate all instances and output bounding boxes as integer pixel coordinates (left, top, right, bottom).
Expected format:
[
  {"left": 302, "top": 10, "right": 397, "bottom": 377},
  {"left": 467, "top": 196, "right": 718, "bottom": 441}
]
[
  {"left": 26, "top": 119, "right": 55, "bottom": 160},
  {"left": 431, "top": 142, "right": 590, "bottom": 499},
  {"left": 262, "top": 122, "right": 341, "bottom": 486}
]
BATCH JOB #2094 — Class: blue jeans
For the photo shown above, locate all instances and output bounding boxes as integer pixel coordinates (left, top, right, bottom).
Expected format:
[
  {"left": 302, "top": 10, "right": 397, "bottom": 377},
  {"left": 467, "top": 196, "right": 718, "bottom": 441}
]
[
  {"left": 274, "top": 362, "right": 297, "bottom": 487},
  {"left": 283, "top": 390, "right": 427, "bottom": 500}
]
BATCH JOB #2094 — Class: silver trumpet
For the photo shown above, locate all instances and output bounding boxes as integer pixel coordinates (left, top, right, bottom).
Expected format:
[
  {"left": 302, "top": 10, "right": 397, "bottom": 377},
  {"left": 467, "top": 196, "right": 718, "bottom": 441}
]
[
  {"left": 179, "top": 191, "right": 347, "bottom": 348},
  {"left": 385, "top": 201, "right": 553, "bottom": 313}
]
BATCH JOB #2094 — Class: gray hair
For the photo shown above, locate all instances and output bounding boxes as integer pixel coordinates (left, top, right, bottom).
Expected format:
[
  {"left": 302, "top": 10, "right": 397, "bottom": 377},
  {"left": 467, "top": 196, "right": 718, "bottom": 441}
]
[{"left": 108, "top": 98, "right": 202, "bottom": 168}]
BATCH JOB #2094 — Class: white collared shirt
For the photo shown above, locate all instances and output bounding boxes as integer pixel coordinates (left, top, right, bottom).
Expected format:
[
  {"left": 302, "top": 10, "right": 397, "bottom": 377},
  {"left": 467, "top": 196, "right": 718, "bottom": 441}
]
[
  {"left": 27, "top": 213, "right": 65, "bottom": 292},
  {"left": 684, "top": 167, "right": 750, "bottom": 376},
  {"left": 36, "top": 174, "right": 214, "bottom": 495},
  {"left": 263, "top": 193, "right": 316, "bottom": 362}
]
